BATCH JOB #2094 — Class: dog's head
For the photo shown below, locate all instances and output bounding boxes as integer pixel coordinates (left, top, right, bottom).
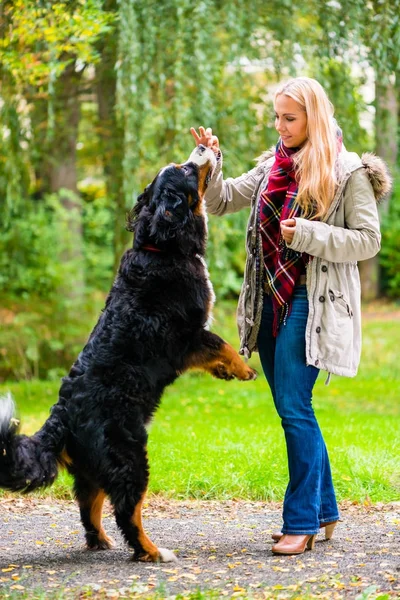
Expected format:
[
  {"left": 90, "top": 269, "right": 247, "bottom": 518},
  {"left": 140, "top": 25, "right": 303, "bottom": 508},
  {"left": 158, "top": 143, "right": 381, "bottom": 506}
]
[{"left": 127, "top": 145, "right": 217, "bottom": 251}]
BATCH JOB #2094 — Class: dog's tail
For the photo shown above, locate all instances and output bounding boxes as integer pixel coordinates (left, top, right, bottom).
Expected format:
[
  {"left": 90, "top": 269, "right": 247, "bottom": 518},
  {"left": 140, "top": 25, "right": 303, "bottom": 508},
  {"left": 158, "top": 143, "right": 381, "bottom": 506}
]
[{"left": 0, "top": 392, "right": 68, "bottom": 493}]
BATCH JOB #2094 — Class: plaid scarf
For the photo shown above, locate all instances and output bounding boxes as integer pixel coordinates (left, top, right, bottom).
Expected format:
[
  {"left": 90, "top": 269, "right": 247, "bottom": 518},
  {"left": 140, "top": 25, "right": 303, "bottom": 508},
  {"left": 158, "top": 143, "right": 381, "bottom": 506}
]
[{"left": 259, "top": 139, "right": 310, "bottom": 336}]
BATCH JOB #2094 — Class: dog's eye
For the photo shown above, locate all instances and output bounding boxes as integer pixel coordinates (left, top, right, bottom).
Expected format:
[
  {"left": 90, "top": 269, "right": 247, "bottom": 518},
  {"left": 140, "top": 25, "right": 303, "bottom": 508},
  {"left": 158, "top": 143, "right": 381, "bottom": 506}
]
[{"left": 181, "top": 165, "right": 190, "bottom": 174}]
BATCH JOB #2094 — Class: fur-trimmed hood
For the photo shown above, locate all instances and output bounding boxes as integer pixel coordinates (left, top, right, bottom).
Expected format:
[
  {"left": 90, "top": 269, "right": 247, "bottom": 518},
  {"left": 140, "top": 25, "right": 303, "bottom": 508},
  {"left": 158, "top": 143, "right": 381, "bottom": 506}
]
[
  {"left": 360, "top": 152, "right": 392, "bottom": 202},
  {"left": 255, "top": 147, "right": 392, "bottom": 203}
]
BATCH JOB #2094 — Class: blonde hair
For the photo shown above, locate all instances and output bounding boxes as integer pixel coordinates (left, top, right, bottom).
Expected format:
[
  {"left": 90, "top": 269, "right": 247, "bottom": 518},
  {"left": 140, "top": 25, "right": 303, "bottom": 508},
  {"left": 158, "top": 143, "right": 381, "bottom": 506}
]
[{"left": 274, "top": 77, "right": 340, "bottom": 218}]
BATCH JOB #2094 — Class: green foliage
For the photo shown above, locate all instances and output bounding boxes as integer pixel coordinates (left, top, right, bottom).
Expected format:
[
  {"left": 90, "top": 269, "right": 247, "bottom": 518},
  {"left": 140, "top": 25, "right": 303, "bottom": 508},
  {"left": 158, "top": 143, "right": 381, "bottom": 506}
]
[
  {"left": 311, "top": 57, "right": 371, "bottom": 152},
  {"left": 0, "top": 0, "right": 114, "bottom": 88},
  {"left": 0, "top": 101, "right": 30, "bottom": 219},
  {"left": 115, "top": 0, "right": 300, "bottom": 201},
  {"left": 0, "top": 294, "right": 105, "bottom": 381},
  {"left": 310, "top": 0, "right": 400, "bottom": 77},
  {"left": 0, "top": 191, "right": 114, "bottom": 381},
  {"left": 0, "top": 0, "right": 114, "bottom": 217},
  {"left": 380, "top": 175, "right": 400, "bottom": 299},
  {"left": 0, "top": 0, "right": 399, "bottom": 310},
  {"left": 0, "top": 191, "right": 114, "bottom": 298}
]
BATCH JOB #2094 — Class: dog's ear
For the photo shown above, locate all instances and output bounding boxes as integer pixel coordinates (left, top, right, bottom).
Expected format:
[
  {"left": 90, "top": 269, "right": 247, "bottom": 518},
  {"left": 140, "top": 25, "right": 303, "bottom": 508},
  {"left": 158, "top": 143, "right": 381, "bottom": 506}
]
[{"left": 126, "top": 183, "right": 153, "bottom": 232}]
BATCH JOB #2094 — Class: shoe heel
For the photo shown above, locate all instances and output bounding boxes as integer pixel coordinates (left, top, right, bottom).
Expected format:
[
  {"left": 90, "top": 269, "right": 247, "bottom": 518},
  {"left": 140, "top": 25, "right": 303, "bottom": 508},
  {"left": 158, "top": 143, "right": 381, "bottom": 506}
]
[
  {"left": 325, "top": 522, "right": 337, "bottom": 540},
  {"left": 307, "top": 534, "right": 316, "bottom": 550}
]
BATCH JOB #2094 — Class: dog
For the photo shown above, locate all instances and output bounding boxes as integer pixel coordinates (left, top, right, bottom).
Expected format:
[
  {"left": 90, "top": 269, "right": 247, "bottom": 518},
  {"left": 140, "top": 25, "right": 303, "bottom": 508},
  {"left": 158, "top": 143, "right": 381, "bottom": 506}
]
[{"left": 0, "top": 145, "right": 257, "bottom": 562}]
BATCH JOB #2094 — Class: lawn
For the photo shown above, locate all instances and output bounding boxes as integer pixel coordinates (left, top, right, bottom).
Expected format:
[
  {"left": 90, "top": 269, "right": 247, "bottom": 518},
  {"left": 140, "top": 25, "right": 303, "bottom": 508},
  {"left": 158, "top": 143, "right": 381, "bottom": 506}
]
[{"left": 0, "top": 302, "right": 399, "bottom": 503}]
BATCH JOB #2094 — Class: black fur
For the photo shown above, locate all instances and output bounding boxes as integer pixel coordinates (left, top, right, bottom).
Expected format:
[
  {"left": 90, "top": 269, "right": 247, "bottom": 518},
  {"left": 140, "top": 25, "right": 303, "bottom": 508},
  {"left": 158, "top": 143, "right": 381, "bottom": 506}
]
[{"left": 0, "top": 160, "right": 255, "bottom": 561}]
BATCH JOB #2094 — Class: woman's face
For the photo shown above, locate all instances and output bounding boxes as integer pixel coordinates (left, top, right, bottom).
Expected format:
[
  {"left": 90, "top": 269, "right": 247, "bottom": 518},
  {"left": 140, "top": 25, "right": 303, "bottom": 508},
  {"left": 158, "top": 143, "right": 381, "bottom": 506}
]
[{"left": 274, "top": 94, "right": 308, "bottom": 148}]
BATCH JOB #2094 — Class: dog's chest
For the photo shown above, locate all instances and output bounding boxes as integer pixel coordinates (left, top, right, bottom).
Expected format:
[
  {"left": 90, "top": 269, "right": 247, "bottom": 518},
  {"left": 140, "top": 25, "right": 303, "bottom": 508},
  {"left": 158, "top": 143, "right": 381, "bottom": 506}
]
[{"left": 194, "top": 254, "right": 215, "bottom": 329}]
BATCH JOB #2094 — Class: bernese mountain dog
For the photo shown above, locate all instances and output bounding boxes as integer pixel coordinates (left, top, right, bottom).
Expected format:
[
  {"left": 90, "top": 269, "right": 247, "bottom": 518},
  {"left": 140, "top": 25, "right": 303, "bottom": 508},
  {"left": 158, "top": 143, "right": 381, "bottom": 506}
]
[{"left": 0, "top": 145, "right": 257, "bottom": 562}]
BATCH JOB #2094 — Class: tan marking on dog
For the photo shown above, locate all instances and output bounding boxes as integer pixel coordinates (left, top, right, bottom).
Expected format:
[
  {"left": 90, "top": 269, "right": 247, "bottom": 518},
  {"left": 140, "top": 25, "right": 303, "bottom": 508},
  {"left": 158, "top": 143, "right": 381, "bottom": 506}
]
[
  {"left": 195, "top": 164, "right": 212, "bottom": 202},
  {"left": 58, "top": 448, "right": 73, "bottom": 468},
  {"left": 90, "top": 490, "right": 114, "bottom": 548},
  {"left": 186, "top": 342, "right": 257, "bottom": 381},
  {"left": 131, "top": 489, "right": 160, "bottom": 561}
]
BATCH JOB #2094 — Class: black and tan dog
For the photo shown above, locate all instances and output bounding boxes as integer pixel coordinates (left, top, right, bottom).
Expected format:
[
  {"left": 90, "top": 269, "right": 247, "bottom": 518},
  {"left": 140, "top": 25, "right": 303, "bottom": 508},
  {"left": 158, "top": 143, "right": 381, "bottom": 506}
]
[{"left": 0, "top": 145, "right": 256, "bottom": 562}]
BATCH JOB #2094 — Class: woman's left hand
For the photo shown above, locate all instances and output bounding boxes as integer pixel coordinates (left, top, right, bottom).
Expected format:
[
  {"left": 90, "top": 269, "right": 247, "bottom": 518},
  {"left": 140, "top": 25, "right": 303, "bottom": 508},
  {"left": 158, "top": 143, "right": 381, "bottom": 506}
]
[{"left": 280, "top": 218, "right": 296, "bottom": 244}]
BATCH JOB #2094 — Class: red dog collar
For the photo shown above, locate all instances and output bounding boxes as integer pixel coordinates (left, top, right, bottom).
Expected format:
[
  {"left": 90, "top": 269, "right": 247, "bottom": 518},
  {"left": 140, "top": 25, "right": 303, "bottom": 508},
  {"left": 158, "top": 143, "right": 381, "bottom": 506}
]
[{"left": 141, "top": 244, "right": 164, "bottom": 253}]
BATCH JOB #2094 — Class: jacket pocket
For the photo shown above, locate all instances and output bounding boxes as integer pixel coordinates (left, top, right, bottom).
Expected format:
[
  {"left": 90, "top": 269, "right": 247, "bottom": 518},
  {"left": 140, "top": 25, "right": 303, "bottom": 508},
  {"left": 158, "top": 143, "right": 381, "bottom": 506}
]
[{"left": 328, "top": 289, "right": 353, "bottom": 318}]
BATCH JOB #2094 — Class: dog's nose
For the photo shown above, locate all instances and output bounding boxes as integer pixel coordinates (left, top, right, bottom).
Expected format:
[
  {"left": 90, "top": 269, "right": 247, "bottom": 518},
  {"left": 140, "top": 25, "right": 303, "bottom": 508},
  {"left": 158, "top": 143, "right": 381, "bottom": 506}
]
[{"left": 198, "top": 144, "right": 206, "bottom": 153}]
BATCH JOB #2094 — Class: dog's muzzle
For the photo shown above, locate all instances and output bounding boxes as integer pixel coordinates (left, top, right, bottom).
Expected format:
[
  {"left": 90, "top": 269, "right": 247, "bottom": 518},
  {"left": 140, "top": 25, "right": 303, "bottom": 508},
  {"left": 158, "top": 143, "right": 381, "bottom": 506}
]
[{"left": 187, "top": 145, "right": 217, "bottom": 184}]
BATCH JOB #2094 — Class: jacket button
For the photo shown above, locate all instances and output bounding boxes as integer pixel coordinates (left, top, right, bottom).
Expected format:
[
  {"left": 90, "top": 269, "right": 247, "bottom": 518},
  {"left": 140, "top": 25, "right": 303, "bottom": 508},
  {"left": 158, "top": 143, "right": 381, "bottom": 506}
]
[
  {"left": 315, "top": 359, "right": 319, "bottom": 366},
  {"left": 316, "top": 326, "right": 321, "bottom": 333},
  {"left": 319, "top": 295, "right": 325, "bottom": 302},
  {"left": 321, "top": 265, "right": 328, "bottom": 272}
]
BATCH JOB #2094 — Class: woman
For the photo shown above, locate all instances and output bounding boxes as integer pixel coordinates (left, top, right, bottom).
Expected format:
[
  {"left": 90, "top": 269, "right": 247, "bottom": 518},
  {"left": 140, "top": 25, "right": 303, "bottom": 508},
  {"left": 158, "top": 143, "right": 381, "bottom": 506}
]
[{"left": 190, "top": 77, "right": 391, "bottom": 555}]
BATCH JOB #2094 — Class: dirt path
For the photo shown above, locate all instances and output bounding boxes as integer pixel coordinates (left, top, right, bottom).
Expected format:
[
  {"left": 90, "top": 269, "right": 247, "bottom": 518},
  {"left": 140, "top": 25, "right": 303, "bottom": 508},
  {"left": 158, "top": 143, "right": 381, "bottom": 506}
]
[{"left": 1, "top": 497, "right": 399, "bottom": 599}]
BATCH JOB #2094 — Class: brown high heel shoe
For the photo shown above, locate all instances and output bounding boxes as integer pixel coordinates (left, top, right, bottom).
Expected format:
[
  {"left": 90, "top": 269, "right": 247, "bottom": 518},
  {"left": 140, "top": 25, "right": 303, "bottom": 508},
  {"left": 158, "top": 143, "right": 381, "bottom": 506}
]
[
  {"left": 272, "top": 534, "right": 316, "bottom": 555},
  {"left": 271, "top": 520, "right": 338, "bottom": 542}
]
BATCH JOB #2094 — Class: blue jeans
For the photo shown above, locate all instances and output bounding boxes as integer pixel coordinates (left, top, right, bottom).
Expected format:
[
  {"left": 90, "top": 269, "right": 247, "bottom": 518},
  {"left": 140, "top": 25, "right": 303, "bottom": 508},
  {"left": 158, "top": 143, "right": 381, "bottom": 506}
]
[{"left": 257, "top": 285, "right": 339, "bottom": 534}]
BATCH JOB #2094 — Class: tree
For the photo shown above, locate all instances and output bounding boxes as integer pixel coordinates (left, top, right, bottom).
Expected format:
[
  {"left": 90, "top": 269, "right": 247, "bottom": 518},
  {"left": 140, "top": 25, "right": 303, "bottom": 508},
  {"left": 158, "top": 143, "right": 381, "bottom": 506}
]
[
  {"left": 307, "top": 0, "right": 400, "bottom": 298},
  {"left": 0, "top": 0, "right": 113, "bottom": 298}
]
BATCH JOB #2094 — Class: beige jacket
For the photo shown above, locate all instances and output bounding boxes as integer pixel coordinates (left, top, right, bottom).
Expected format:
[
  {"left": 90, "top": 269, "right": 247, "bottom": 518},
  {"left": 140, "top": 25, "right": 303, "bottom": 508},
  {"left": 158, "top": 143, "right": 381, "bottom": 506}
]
[{"left": 205, "top": 149, "right": 391, "bottom": 377}]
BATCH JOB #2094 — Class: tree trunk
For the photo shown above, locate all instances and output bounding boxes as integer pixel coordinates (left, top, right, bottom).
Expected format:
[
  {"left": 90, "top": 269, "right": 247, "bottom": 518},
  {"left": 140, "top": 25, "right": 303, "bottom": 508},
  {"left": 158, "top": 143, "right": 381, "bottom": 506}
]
[
  {"left": 95, "top": 2, "right": 128, "bottom": 274},
  {"left": 45, "top": 60, "right": 85, "bottom": 302},
  {"left": 358, "top": 74, "right": 398, "bottom": 301}
]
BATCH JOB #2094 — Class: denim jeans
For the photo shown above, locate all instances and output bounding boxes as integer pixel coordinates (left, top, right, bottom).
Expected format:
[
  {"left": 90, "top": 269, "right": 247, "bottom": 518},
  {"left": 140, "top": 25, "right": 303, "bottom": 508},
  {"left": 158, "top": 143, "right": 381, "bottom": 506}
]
[{"left": 257, "top": 285, "right": 339, "bottom": 534}]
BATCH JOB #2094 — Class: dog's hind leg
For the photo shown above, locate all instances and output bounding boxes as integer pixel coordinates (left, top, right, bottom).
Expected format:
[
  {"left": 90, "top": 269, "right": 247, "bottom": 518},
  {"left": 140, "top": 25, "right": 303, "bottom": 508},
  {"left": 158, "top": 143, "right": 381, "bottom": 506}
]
[
  {"left": 74, "top": 475, "right": 114, "bottom": 550},
  {"left": 109, "top": 451, "right": 176, "bottom": 562},
  {"left": 185, "top": 329, "right": 257, "bottom": 381}
]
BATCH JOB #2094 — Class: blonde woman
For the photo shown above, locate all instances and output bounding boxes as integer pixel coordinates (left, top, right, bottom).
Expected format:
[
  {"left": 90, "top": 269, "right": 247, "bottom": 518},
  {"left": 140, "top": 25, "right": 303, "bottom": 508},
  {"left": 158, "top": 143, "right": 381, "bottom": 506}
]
[{"left": 190, "top": 77, "right": 391, "bottom": 555}]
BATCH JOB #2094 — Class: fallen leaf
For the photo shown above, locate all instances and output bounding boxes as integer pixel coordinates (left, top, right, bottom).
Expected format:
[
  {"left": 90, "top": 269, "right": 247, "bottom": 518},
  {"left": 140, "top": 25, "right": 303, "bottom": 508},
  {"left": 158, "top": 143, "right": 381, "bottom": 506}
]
[
  {"left": 181, "top": 573, "right": 197, "bottom": 581},
  {"left": 162, "top": 568, "right": 178, "bottom": 574}
]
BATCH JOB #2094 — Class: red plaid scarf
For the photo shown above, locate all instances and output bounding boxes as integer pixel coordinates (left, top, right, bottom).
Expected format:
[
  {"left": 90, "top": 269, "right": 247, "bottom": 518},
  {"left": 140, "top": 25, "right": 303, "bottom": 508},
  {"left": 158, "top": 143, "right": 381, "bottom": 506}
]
[{"left": 259, "top": 140, "right": 310, "bottom": 336}]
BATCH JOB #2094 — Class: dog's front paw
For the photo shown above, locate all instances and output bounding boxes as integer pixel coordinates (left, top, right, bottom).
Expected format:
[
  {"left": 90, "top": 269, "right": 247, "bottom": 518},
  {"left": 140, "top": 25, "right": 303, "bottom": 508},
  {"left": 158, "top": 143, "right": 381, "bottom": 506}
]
[
  {"left": 242, "top": 366, "right": 257, "bottom": 381},
  {"left": 137, "top": 548, "right": 177, "bottom": 563},
  {"left": 229, "top": 362, "right": 258, "bottom": 381},
  {"left": 158, "top": 547, "right": 178, "bottom": 562}
]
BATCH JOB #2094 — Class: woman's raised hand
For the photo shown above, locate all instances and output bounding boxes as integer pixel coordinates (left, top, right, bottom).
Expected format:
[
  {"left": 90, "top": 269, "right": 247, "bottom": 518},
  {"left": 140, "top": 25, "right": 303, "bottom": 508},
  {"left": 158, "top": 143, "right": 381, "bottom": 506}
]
[{"left": 190, "top": 126, "right": 220, "bottom": 154}]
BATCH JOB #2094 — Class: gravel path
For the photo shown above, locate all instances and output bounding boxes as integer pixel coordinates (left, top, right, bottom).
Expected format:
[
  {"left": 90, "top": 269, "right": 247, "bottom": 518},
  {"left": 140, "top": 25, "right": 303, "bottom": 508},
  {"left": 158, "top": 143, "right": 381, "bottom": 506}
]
[{"left": 1, "top": 497, "right": 399, "bottom": 598}]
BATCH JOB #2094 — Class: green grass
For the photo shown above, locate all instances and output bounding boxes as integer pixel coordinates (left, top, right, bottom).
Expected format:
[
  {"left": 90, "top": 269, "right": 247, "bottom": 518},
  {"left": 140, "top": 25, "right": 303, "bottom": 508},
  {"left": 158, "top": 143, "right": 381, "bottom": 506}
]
[
  {"left": 0, "top": 582, "right": 392, "bottom": 600},
  {"left": 0, "top": 302, "right": 399, "bottom": 503}
]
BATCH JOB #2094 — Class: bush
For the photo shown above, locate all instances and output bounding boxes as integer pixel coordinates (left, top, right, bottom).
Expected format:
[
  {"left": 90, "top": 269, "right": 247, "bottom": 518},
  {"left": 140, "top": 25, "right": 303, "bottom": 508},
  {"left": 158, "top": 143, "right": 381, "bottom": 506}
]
[
  {"left": 0, "top": 191, "right": 115, "bottom": 299},
  {"left": 0, "top": 191, "right": 114, "bottom": 381},
  {"left": 0, "top": 293, "right": 106, "bottom": 382}
]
